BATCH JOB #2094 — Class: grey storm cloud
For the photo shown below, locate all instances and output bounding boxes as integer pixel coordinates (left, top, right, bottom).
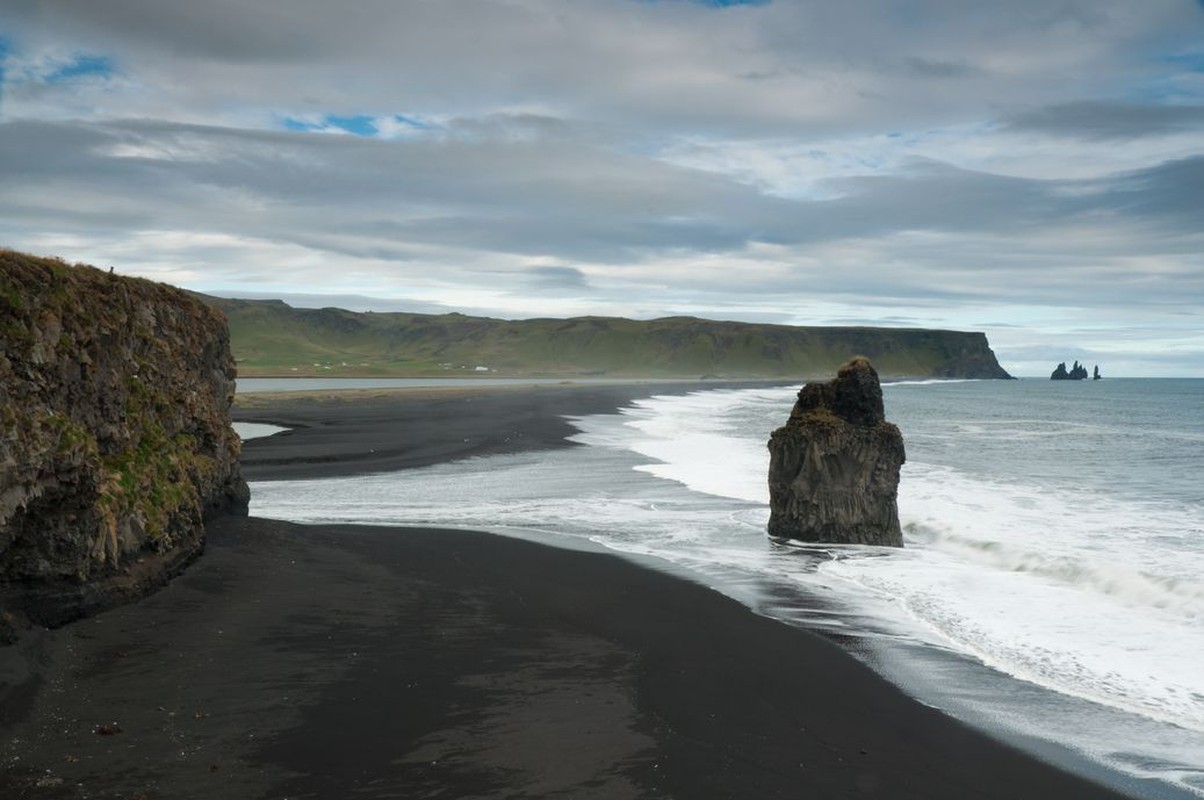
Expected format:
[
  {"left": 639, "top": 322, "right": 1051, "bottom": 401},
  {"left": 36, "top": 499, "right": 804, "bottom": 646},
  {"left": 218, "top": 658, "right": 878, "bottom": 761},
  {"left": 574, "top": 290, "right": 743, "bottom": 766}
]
[
  {"left": 901, "top": 57, "right": 981, "bottom": 80},
  {"left": 1095, "top": 155, "right": 1204, "bottom": 226},
  {"left": 0, "top": 121, "right": 1138, "bottom": 246},
  {"left": 525, "top": 266, "right": 589, "bottom": 291},
  {"left": 3, "top": 116, "right": 1201, "bottom": 312},
  {"left": 5, "top": 0, "right": 1202, "bottom": 137},
  {"left": 1004, "top": 102, "right": 1204, "bottom": 141},
  {"left": 3, "top": 0, "right": 334, "bottom": 62},
  {"left": 0, "top": 117, "right": 787, "bottom": 260}
]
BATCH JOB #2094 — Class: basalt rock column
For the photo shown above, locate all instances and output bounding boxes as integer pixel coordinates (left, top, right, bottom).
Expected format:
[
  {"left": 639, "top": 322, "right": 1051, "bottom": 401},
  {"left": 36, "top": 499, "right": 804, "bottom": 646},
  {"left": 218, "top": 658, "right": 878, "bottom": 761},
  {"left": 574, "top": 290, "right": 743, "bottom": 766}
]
[{"left": 767, "top": 357, "right": 905, "bottom": 547}]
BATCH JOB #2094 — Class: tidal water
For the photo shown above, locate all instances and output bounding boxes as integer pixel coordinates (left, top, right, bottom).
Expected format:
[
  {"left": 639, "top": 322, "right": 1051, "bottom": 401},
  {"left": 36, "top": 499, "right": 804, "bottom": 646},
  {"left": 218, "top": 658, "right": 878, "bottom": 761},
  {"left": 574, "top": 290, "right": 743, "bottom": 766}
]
[{"left": 250, "top": 378, "right": 1204, "bottom": 798}]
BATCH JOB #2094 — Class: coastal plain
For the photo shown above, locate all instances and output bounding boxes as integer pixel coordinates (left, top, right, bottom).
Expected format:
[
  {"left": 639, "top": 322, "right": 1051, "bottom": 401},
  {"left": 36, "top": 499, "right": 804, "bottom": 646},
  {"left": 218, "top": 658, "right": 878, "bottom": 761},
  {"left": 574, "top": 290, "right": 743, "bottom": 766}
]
[{"left": 0, "top": 383, "right": 1135, "bottom": 799}]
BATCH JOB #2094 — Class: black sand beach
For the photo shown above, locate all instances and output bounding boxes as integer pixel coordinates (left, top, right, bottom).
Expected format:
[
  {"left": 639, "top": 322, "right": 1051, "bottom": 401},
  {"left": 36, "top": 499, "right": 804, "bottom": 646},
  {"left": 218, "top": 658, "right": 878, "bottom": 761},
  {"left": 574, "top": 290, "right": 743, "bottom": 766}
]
[
  {"left": 231, "top": 381, "right": 763, "bottom": 481},
  {"left": 1, "top": 383, "right": 1136, "bottom": 798}
]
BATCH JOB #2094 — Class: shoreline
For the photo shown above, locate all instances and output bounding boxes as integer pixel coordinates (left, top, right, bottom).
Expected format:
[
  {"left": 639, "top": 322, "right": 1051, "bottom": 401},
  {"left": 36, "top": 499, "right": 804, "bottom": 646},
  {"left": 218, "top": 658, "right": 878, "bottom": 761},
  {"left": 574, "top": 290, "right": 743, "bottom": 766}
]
[
  {"left": 1, "top": 382, "right": 1141, "bottom": 798},
  {"left": 232, "top": 380, "right": 786, "bottom": 481}
]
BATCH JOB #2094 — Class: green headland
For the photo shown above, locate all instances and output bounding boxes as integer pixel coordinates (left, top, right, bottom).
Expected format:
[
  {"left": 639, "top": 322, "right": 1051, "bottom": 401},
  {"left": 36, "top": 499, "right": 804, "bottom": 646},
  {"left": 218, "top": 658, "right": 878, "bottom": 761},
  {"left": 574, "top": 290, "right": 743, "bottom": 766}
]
[{"left": 200, "top": 295, "right": 1013, "bottom": 380}]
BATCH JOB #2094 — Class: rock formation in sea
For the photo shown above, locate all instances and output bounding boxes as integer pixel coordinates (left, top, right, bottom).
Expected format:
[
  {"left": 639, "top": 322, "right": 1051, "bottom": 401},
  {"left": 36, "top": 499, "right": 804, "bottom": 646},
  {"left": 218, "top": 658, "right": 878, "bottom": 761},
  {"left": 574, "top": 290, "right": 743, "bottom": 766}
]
[
  {"left": 1051, "top": 361, "right": 1089, "bottom": 380},
  {"left": 0, "top": 251, "right": 249, "bottom": 641},
  {"left": 766, "top": 357, "right": 905, "bottom": 547},
  {"left": 1093, "top": 365, "right": 1102, "bottom": 380}
]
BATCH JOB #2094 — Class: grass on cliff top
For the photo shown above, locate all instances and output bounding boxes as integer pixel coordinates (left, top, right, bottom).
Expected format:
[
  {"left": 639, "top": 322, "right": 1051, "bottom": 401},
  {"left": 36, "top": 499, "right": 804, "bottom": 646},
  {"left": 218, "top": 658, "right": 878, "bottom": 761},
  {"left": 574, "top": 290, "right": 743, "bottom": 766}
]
[{"left": 208, "top": 296, "right": 968, "bottom": 379}]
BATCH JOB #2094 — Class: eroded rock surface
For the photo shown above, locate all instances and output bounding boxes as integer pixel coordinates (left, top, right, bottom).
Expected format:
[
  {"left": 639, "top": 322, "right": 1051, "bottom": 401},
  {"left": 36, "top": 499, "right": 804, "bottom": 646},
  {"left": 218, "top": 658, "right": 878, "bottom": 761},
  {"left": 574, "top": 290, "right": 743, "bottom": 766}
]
[
  {"left": 1, "top": 251, "right": 249, "bottom": 634},
  {"left": 767, "top": 357, "right": 905, "bottom": 547}
]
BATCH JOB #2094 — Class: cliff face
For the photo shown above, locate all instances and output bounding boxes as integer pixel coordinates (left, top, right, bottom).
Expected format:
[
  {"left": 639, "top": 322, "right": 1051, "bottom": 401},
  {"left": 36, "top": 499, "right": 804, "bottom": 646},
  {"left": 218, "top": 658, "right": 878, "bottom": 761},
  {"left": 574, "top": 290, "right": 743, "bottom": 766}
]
[
  {"left": 1, "top": 251, "right": 249, "bottom": 636},
  {"left": 767, "top": 357, "right": 905, "bottom": 547},
  {"left": 928, "top": 331, "right": 1012, "bottom": 380}
]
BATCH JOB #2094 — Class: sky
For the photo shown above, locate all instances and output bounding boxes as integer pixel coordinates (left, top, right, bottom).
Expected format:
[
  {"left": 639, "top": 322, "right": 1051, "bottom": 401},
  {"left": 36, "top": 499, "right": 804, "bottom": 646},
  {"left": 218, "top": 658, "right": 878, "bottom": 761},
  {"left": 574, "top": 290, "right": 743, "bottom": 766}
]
[{"left": 2, "top": 1, "right": 1203, "bottom": 376}]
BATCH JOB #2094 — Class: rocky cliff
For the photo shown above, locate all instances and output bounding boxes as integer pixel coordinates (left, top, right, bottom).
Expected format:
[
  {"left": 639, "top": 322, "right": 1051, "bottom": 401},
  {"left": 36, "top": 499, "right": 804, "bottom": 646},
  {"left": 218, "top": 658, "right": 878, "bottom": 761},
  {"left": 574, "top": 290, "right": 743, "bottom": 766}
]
[
  {"left": 1, "top": 251, "right": 249, "bottom": 639},
  {"left": 767, "top": 357, "right": 905, "bottom": 547}
]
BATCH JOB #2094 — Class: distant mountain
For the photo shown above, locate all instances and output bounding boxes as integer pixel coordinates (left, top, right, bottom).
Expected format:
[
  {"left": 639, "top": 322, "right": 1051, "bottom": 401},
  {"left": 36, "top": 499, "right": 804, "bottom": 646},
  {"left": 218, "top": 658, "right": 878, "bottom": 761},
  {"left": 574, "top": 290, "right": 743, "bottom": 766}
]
[{"left": 198, "top": 295, "right": 1014, "bottom": 380}]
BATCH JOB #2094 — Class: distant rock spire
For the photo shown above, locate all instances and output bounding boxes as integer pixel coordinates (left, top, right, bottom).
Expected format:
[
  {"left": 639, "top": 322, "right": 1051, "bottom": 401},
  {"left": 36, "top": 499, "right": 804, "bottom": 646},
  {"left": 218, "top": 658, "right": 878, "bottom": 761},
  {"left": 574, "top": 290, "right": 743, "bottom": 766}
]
[{"left": 1051, "top": 361, "right": 1090, "bottom": 380}]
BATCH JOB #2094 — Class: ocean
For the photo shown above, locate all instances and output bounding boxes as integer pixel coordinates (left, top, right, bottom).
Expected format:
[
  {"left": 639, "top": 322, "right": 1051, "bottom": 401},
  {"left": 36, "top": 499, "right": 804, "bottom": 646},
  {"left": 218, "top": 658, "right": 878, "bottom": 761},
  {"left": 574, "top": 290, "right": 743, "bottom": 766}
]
[{"left": 249, "top": 378, "right": 1204, "bottom": 798}]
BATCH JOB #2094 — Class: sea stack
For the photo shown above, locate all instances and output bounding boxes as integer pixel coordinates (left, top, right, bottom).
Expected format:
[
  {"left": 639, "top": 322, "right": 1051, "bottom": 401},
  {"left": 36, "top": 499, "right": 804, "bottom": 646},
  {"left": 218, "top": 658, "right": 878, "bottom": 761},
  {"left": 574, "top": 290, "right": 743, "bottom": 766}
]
[
  {"left": 767, "top": 357, "right": 905, "bottom": 547},
  {"left": 0, "top": 251, "right": 249, "bottom": 640},
  {"left": 1051, "top": 361, "right": 1089, "bottom": 380}
]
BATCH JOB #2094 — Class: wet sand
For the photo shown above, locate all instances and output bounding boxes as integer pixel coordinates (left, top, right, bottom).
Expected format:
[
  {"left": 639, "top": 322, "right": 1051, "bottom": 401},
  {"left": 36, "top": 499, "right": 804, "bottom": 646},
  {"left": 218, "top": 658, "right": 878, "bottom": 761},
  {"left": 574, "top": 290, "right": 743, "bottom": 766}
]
[
  {"left": 230, "top": 381, "right": 762, "bottom": 481},
  {"left": 0, "top": 383, "right": 1136, "bottom": 798}
]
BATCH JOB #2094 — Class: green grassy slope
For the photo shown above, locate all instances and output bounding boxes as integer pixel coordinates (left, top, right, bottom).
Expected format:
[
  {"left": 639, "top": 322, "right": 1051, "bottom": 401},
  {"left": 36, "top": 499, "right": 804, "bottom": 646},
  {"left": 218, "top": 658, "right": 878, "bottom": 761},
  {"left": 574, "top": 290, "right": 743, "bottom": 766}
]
[{"left": 199, "top": 296, "right": 1013, "bottom": 380}]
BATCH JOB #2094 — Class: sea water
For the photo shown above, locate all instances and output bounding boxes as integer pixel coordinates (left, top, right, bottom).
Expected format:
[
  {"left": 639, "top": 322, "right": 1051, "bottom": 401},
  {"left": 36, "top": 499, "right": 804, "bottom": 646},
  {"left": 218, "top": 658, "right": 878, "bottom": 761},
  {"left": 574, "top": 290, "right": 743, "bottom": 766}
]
[{"left": 250, "top": 378, "right": 1204, "bottom": 798}]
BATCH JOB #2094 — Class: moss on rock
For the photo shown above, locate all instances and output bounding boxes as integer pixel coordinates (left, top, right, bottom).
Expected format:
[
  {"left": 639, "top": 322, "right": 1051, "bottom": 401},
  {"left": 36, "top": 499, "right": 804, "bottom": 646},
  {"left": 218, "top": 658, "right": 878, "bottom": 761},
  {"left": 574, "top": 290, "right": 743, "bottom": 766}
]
[{"left": 0, "top": 249, "right": 249, "bottom": 630}]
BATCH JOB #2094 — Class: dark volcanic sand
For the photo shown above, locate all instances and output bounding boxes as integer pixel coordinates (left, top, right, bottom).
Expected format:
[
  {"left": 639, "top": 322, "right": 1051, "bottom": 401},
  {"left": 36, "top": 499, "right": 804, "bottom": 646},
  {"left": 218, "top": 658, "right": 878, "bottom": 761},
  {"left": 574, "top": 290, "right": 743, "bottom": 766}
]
[
  {"left": 231, "top": 381, "right": 768, "bottom": 481},
  {"left": 0, "top": 383, "right": 1136, "bottom": 798}
]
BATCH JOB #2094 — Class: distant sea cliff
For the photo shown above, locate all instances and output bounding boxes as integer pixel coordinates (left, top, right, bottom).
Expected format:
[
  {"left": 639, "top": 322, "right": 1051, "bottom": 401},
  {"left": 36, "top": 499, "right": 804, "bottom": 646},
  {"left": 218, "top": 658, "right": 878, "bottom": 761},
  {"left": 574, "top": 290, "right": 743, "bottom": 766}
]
[{"left": 201, "top": 296, "right": 1014, "bottom": 380}]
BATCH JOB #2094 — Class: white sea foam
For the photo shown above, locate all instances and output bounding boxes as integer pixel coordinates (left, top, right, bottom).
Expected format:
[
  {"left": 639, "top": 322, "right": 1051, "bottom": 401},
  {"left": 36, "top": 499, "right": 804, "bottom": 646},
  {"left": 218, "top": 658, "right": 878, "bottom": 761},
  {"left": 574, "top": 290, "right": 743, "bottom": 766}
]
[
  {"left": 568, "top": 387, "right": 786, "bottom": 504},
  {"left": 252, "top": 380, "right": 1204, "bottom": 796},
  {"left": 233, "top": 421, "right": 288, "bottom": 441},
  {"left": 887, "top": 378, "right": 979, "bottom": 386}
]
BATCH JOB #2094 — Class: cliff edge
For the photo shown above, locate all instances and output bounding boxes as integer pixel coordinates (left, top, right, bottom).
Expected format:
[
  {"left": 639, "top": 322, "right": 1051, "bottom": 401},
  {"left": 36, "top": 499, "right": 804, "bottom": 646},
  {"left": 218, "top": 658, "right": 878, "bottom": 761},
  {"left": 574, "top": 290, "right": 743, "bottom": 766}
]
[
  {"left": 1, "top": 251, "right": 249, "bottom": 640},
  {"left": 205, "top": 295, "right": 1015, "bottom": 380},
  {"left": 767, "top": 357, "right": 905, "bottom": 547}
]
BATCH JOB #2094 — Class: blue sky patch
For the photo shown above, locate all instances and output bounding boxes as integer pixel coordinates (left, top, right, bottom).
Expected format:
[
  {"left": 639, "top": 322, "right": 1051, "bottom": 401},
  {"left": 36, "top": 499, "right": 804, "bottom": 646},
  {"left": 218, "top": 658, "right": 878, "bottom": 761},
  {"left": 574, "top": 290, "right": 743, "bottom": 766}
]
[
  {"left": 0, "top": 37, "right": 7, "bottom": 111},
  {"left": 282, "top": 117, "right": 314, "bottom": 132},
  {"left": 283, "top": 113, "right": 440, "bottom": 137},
  {"left": 325, "top": 114, "right": 378, "bottom": 136},
  {"left": 639, "top": 0, "right": 769, "bottom": 7},
  {"left": 1160, "top": 50, "right": 1204, "bottom": 74},
  {"left": 284, "top": 114, "right": 379, "bottom": 136},
  {"left": 46, "top": 54, "right": 114, "bottom": 84}
]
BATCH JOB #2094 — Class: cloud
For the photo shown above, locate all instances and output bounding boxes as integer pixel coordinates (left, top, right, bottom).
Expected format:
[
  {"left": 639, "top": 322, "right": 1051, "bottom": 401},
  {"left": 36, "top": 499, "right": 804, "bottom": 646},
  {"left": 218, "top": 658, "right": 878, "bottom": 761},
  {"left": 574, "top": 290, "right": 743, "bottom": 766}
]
[
  {"left": 2, "top": 116, "right": 1202, "bottom": 314},
  {"left": 524, "top": 266, "right": 590, "bottom": 292},
  {"left": 3, "top": 1, "right": 1201, "bottom": 137},
  {"left": 2, "top": 0, "right": 1204, "bottom": 374},
  {"left": 1004, "top": 101, "right": 1204, "bottom": 140},
  {"left": 8, "top": 0, "right": 325, "bottom": 63},
  {"left": 205, "top": 290, "right": 456, "bottom": 315},
  {"left": 901, "top": 57, "right": 980, "bottom": 79}
]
